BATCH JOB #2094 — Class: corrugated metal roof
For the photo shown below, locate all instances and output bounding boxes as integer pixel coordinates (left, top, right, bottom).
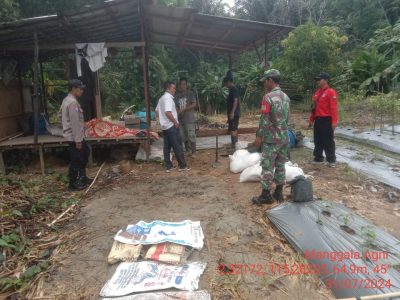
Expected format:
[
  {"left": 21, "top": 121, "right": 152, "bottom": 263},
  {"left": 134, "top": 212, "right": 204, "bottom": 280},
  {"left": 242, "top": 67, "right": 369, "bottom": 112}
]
[
  {"left": 0, "top": 0, "right": 293, "bottom": 59},
  {"left": 145, "top": 5, "right": 293, "bottom": 53},
  {"left": 0, "top": 0, "right": 142, "bottom": 59}
]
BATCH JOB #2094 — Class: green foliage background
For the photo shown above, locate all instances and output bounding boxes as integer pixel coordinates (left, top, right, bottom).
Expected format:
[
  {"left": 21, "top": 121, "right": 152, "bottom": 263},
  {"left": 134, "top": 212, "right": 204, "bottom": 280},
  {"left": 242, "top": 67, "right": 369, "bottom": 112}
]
[{"left": 1, "top": 0, "right": 400, "bottom": 117}]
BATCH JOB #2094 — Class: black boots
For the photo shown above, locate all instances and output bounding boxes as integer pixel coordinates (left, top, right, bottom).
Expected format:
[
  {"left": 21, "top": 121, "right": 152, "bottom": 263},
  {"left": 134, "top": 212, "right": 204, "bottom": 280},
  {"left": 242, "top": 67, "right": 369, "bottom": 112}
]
[
  {"left": 79, "top": 176, "right": 93, "bottom": 185},
  {"left": 68, "top": 181, "right": 86, "bottom": 192},
  {"left": 252, "top": 189, "right": 274, "bottom": 205},
  {"left": 273, "top": 184, "right": 284, "bottom": 202},
  {"left": 252, "top": 185, "right": 285, "bottom": 205},
  {"left": 79, "top": 168, "right": 93, "bottom": 185}
]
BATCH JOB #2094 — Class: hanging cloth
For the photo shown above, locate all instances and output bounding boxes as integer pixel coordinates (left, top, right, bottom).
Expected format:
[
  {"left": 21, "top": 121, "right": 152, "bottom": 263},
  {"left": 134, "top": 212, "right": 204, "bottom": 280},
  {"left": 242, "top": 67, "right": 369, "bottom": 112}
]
[{"left": 75, "top": 43, "right": 108, "bottom": 77}]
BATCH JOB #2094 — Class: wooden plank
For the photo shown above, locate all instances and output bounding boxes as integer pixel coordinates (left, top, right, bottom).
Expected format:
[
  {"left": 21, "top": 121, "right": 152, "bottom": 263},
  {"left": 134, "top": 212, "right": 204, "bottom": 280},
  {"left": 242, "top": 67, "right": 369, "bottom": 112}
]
[
  {"left": 0, "top": 132, "right": 23, "bottom": 143},
  {"left": 197, "top": 127, "right": 257, "bottom": 137},
  {"left": 2, "top": 42, "right": 145, "bottom": 51},
  {"left": 157, "top": 127, "right": 258, "bottom": 138}
]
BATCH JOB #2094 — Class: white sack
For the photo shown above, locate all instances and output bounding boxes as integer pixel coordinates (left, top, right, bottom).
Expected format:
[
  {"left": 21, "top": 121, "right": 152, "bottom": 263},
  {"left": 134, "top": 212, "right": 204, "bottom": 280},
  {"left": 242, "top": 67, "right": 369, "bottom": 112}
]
[
  {"left": 100, "top": 261, "right": 206, "bottom": 297},
  {"left": 238, "top": 161, "right": 305, "bottom": 183},
  {"left": 230, "top": 151, "right": 262, "bottom": 173},
  {"left": 285, "top": 162, "right": 304, "bottom": 182},
  {"left": 240, "top": 162, "right": 262, "bottom": 182}
]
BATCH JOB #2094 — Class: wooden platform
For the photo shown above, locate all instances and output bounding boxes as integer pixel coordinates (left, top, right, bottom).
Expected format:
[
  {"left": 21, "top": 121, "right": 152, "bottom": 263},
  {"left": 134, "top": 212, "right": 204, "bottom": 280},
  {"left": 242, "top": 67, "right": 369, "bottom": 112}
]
[
  {"left": 0, "top": 134, "right": 146, "bottom": 148},
  {"left": 0, "top": 134, "right": 149, "bottom": 174}
]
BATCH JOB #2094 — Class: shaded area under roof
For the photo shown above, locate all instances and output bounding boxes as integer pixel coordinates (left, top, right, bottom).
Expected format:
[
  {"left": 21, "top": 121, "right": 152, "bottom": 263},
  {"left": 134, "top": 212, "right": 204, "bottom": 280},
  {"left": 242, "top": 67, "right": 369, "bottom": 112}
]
[{"left": 0, "top": 0, "right": 293, "bottom": 60}]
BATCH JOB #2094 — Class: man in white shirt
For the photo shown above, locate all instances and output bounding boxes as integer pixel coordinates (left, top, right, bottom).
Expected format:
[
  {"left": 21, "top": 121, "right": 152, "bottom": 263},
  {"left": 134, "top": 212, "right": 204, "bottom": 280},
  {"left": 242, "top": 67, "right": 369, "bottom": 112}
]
[{"left": 156, "top": 81, "right": 190, "bottom": 172}]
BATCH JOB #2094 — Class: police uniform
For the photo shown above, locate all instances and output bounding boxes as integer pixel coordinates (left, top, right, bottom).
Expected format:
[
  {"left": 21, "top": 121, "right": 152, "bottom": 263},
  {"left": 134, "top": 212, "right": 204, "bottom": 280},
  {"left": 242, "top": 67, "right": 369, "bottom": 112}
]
[{"left": 61, "top": 80, "right": 90, "bottom": 190}]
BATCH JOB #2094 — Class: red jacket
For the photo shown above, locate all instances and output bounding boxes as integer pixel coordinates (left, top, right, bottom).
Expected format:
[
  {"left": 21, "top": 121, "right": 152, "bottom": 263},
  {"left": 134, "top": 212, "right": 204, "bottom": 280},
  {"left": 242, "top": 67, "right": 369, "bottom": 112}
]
[{"left": 309, "top": 87, "right": 338, "bottom": 126}]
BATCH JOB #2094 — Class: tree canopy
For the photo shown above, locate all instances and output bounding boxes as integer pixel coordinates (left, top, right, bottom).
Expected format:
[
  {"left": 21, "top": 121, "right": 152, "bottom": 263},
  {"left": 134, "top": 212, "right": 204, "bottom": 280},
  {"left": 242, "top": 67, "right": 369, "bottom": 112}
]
[{"left": 1, "top": 0, "right": 400, "bottom": 116}]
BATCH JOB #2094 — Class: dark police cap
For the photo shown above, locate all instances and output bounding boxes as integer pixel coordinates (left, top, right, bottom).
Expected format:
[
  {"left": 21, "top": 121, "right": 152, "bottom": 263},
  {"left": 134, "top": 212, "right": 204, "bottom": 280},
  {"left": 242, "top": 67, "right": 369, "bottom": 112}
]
[
  {"left": 68, "top": 79, "right": 86, "bottom": 90},
  {"left": 314, "top": 72, "right": 331, "bottom": 81},
  {"left": 222, "top": 70, "right": 234, "bottom": 85}
]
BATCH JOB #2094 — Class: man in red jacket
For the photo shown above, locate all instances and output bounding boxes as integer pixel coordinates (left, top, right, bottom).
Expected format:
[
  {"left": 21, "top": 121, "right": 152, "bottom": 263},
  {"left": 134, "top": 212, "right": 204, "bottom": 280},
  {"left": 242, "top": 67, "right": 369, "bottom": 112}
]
[{"left": 308, "top": 72, "right": 338, "bottom": 167}]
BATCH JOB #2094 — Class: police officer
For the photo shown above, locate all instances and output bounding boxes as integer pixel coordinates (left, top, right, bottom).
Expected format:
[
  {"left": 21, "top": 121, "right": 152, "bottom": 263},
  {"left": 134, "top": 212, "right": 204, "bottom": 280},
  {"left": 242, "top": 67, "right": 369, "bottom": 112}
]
[
  {"left": 61, "top": 79, "right": 92, "bottom": 191},
  {"left": 252, "top": 69, "right": 290, "bottom": 205},
  {"left": 308, "top": 72, "right": 338, "bottom": 167}
]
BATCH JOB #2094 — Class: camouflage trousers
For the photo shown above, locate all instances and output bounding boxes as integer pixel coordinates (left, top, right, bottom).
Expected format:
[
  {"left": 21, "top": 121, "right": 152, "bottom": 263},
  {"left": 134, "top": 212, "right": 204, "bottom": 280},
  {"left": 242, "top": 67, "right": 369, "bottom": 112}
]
[{"left": 261, "top": 143, "right": 289, "bottom": 190}]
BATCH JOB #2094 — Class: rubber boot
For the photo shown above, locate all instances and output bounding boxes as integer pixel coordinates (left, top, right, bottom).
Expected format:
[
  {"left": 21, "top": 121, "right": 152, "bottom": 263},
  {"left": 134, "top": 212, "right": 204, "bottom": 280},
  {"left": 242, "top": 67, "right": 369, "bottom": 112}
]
[
  {"left": 79, "top": 168, "right": 93, "bottom": 185},
  {"left": 68, "top": 181, "right": 86, "bottom": 191},
  {"left": 252, "top": 189, "right": 274, "bottom": 205},
  {"left": 273, "top": 184, "right": 284, "bottom": 202}
]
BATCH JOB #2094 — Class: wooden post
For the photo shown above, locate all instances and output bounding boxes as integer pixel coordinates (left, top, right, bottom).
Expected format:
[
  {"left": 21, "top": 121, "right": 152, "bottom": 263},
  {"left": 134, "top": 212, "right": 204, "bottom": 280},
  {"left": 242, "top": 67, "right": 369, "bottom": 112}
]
[
  {"left": 264, "top": 38, "right": 269, "bottom": 69},
  {"left": 17, "top": 61, "right": 25, "bottom": 113},
  {"left": 142, "top": 47, "right": 151, "bottom": 162},
  {"left": 66, "top": 51, "right": 71, "bottom": 80},
  {"left": 94, "top": 71, "right": 102, "bottom": 118},
  {"left": 33, "top": 32, "right": 40, "bottom": 145},
  {"left": 254, "top": 43, "right": 262, "bottom": 62},
  {"left": 0, "top": 151, "right": 5, "bottom": 174},
  {"left": 39, "top": 145, "right": 45, "bottom": 175},
  {"left": 40, "top": 62, "right": 48, "bottom": 119},
  {"left": 140, "top": 0, "right": 151, "bottom": 161}
]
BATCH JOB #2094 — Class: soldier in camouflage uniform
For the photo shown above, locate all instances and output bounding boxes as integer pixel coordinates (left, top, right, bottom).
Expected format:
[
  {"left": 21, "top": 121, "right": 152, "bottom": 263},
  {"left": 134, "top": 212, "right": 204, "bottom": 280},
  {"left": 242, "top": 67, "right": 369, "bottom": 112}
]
[{"left": 252, "top": 69, "right": 290, "bottom": 205}]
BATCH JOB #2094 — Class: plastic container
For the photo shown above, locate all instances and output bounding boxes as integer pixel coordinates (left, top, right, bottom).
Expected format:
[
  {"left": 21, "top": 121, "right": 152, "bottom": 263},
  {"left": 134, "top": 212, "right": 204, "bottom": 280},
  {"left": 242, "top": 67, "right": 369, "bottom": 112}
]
[
  {"left": 135, "top": 111, "right": 156, "bottom": 122},
  {"left": 140, "top": 121, "right": 147, "bottom": 129},
  {"left": 29, "top": 113, "right": 47, "bottom": 135},
  {"left": 288, "top": 129, "right": 296, "bottom": 148}
]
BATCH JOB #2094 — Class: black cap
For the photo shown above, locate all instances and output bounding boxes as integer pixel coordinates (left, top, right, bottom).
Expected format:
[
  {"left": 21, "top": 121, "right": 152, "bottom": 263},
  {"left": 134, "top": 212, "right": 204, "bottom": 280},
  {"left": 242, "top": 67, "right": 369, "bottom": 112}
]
[
  {"left": 68, "top": 79, "right": 86, "bottom": 90},
  {"left": 222, "top": 70, "right": 233, "bottom": 85},
  {"left": 314, "top": 72, "right": 331, "bottom": 81}
]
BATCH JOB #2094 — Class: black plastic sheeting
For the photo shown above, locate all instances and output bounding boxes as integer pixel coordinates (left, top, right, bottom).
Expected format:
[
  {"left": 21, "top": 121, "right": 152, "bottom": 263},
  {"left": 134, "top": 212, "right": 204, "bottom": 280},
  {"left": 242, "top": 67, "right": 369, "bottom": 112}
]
[{"left": 266, "top": 201, "right": 400, "bottom": 299}]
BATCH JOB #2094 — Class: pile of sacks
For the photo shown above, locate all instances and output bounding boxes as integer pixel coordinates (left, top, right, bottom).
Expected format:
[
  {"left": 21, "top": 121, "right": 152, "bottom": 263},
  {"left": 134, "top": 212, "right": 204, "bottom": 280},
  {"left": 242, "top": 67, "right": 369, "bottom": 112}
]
[
  {"left": 229, "top": 149, "right": 304, "bottom": 183},
  {"left": 99, "top": 220, "right": 210, "bottom": 299}
]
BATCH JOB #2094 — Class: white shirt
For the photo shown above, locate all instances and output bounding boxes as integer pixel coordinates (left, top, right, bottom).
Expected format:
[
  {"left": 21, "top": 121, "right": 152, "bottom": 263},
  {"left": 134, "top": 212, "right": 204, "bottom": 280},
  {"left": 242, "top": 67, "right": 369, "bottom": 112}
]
[{"left": 156, "top": 92, "right": 178, "bottom": 130}]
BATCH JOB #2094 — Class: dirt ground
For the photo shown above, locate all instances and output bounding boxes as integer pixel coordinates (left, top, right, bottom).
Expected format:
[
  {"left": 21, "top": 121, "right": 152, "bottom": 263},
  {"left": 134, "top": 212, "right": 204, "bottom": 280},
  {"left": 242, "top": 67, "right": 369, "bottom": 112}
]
[
  {"left": 26, "top": 152, "right": 400, "bottom": 299},
  {"left": 21, "top": 112, "right": 400, "bottom": 300}
]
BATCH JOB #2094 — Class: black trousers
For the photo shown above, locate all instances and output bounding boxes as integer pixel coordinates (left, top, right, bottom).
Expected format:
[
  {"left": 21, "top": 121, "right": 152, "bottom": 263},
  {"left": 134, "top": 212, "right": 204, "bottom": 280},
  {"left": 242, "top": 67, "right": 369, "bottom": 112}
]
[
  {"left": 163, "top": 126, "right": 187, "bottom": 169},
  {"left": 68, "top": 140, "right": 89, "bottom": 185},
  {"left": 313, "top": 117, "right": 336, "bottom": 163}
]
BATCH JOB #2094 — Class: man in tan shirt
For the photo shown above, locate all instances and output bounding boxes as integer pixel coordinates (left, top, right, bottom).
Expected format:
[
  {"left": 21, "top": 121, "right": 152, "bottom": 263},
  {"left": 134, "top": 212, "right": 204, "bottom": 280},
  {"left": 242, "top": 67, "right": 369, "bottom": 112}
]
[{"left": 61, "top": 79, "right": 91, "bottom": 191}]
